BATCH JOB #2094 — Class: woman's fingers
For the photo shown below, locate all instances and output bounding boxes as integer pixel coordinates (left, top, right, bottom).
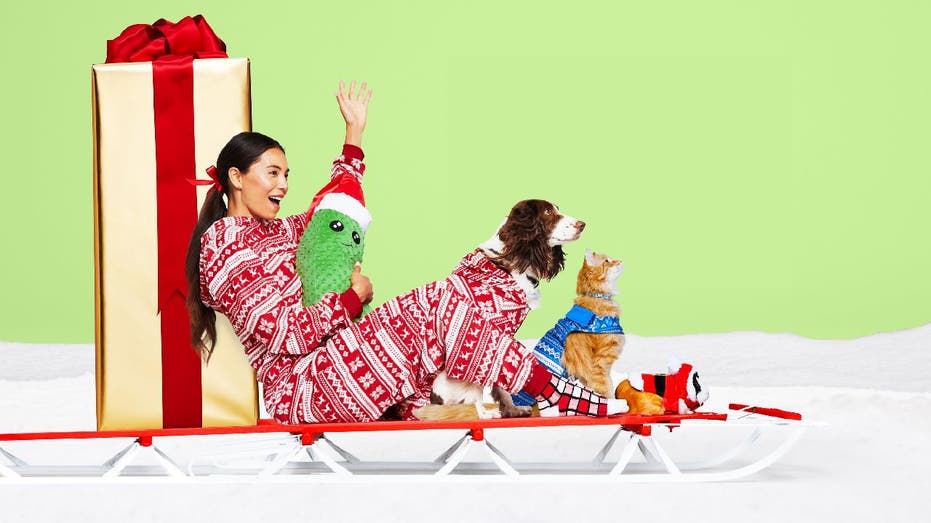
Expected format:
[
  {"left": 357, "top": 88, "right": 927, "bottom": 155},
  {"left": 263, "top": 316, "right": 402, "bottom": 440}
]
[
  {"left": 336, "top": 81, "right": 372, "bottom": 103},
  {"left": 336, "top": 81, "right": 371, "bottom": 129}
]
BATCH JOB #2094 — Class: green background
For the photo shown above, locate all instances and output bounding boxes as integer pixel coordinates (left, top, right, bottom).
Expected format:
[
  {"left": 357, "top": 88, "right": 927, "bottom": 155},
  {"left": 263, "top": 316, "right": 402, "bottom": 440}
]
[{"left": 1, "top": 1, "right": 928, "bottom": 343}]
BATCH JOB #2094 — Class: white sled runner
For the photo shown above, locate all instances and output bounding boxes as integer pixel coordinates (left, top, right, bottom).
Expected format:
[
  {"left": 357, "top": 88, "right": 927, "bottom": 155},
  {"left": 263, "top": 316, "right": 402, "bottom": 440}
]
[{"left": 0, "top": 403, "right": 815, "bottom": 483}]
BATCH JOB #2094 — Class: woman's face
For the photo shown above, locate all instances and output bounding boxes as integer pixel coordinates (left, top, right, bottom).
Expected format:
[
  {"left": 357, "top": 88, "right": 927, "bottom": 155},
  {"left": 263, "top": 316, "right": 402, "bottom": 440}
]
[{"left": 230, "top": 148, "right": 289, "bottom": 220}]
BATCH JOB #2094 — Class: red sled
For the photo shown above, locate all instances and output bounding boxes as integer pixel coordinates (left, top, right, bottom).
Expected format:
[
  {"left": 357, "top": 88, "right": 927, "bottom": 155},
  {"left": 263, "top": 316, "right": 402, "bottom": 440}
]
[{"left": 0, "top": 405, "right": 815, "bottom": 482}]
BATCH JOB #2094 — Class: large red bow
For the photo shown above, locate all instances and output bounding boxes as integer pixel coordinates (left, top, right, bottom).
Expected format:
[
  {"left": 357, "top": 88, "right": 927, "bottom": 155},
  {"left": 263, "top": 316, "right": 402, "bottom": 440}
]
[{"left": 106, "top": 15, "right": 227, "bottom": 63}]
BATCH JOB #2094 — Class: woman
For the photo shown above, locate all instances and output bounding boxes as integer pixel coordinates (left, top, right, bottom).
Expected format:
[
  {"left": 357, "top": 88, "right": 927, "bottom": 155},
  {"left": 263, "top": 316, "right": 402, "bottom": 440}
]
[{"left": 185, "top": 81, "right": 627, "bottom": 423}]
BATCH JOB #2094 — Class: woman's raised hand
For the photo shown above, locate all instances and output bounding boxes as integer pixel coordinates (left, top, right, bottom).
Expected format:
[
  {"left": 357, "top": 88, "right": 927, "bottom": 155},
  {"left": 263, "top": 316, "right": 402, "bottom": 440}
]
[{"left": 336, "top": 81, "right": 373, "bottom": 147}]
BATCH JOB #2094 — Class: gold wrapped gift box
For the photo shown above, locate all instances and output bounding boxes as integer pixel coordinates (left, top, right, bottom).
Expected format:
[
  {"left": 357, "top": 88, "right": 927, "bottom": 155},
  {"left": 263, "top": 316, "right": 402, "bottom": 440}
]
[{"left": 92, "top": 57, "right": 258, "bottom": 430}]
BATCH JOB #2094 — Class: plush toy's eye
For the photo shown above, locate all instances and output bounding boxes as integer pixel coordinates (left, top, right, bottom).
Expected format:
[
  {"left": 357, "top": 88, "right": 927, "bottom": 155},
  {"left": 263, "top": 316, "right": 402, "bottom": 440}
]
[
  {"left": 352, "top": 231, "right": 361, "bottom": 244},
  {"left": 329, "top": 220, "right": 344, "bottom": 232}
]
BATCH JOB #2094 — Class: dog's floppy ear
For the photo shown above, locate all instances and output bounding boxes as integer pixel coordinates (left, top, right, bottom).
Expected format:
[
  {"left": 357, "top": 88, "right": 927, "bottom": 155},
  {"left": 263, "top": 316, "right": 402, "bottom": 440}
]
[
  {"left": 497, "top": 200, "right": 547, "bottom": 272},
  {"left": 545, "top": 244, "right": 565, "bottom": 281},
  {"left": 497, "top": 200, "right": 565, "bottom": 280}
]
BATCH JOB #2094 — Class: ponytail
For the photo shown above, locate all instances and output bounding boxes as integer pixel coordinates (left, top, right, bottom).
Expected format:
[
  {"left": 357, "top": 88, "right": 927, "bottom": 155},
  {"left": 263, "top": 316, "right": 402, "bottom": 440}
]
[
  {"left": 186, "top": 188, "right": 227, "bottom": 361},
  {"left": 185, "top": 131, "right": 284, "bottom": 362}
]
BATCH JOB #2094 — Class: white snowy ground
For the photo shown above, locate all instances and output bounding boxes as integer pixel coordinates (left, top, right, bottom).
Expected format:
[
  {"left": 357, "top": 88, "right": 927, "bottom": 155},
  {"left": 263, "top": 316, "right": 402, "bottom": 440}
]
[{"left": 2, "top": 326, "right": 930, "bottom": 522}]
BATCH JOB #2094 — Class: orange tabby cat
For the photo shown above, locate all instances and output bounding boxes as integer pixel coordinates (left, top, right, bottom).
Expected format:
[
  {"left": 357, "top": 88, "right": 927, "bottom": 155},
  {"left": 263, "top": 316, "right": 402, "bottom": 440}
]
[{"left": 562, "top": 250, "right": 626, "bottom": 396}]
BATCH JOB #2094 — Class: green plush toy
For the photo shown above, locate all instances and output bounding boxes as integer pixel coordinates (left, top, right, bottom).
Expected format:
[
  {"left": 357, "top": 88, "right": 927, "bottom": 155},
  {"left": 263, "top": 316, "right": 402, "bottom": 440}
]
[
  {"left": 295, "top": 170, "right": 372, "bottom": 315},
  {"left": 296, "top": 208, "right": 369, "bottom": 312}
]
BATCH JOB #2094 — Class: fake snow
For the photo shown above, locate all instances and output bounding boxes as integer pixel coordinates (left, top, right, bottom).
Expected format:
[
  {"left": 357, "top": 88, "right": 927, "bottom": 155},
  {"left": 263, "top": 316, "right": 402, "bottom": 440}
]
[{"left": 1, "top": 325, "right": 930, "bottom": 522}]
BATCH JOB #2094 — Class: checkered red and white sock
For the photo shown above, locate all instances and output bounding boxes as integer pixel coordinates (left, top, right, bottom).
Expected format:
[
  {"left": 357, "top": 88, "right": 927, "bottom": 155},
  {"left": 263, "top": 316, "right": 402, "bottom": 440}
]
[{"left": 521, "top": 363, "right": 628, "bottom": 416}]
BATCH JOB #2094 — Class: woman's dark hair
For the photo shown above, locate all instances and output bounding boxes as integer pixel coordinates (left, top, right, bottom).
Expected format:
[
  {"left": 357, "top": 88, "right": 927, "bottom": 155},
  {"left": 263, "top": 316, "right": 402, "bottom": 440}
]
[{"left": 185, "top": 131, "right": 284, "bottom": 362}]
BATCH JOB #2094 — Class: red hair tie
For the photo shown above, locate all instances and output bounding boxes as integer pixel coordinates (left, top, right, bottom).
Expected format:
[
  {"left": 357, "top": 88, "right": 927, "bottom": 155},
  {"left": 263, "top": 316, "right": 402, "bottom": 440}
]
[{"left": 189, "top": 165, "right": 224, "bottom": 193}]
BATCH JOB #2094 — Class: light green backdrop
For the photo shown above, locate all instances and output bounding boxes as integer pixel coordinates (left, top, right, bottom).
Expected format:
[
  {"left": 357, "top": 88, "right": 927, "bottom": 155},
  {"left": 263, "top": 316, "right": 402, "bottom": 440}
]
[{"left": 1, "top": 1, "right": 928, "bottom": 343}]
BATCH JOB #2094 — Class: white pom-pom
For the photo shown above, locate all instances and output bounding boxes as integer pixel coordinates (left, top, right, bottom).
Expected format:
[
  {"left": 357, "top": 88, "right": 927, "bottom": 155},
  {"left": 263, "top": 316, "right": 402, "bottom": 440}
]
[
  {"left": 628, "top": 373, "right": 645, "bottom": 391},
  {"left": 667, "top": 356, "right": 683, "bottom": 374}
]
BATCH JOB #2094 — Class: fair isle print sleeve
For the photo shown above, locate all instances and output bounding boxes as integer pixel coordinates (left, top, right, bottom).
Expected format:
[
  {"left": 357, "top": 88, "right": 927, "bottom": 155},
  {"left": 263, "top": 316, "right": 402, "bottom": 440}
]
[
  {"left": 334, "top": 144, "right": 365, "bottom": 182},
  {"left": 201, "top": 235, "right": 354, "bottom": 356},
  {"left": 283, "top": 210, "right": 311, "bottom": 241}
]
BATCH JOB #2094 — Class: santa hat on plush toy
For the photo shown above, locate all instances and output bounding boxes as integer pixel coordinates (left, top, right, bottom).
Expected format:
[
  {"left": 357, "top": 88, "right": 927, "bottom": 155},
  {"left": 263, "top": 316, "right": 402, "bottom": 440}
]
[{"left": 306, "top": 172, "right": 371, "bottom": 233}]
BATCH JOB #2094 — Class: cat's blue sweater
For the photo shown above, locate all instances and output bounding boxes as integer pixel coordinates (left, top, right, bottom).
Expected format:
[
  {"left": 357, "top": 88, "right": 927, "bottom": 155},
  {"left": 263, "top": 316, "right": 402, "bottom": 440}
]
[{"left": 512, "top": 304, "right": 624, "bottom": 406}]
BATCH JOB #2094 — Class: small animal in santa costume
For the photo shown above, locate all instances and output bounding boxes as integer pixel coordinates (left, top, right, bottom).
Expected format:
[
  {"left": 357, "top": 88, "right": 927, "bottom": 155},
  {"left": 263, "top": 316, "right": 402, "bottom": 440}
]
[
  {"left": 614, "top": 361, "right": 709, "bottom": 415},
  {"left": 295, "top": 156, "right": 372, "bottom": 315}
]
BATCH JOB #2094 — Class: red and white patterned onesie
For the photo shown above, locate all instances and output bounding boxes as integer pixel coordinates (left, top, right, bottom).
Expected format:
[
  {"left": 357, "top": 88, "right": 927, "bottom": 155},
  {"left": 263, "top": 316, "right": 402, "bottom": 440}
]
[{"left": 199, "top": 146, "right": 538, "bottom": 423}]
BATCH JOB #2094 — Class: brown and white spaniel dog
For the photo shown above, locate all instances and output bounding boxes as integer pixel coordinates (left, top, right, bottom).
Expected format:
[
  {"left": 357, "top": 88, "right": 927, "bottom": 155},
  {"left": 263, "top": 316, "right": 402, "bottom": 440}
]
[
  {"left": 477, "top": 199, "right": 584, "bottom": 309},
  {"left": 426, "top": 199, "right": 585, "bottom": 419}
]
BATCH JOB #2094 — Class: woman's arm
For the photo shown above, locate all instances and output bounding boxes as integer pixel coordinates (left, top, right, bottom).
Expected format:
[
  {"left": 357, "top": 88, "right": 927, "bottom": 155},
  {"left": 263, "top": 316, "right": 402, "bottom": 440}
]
[
  {"left": 259, "top": 287, "right": 361, "bottom": 356},
  {"left": 286, "top": 79, "right": 370, "bottom": 233},
  {"left": 283, "top": 80, "right": 371, "bottom": 235}
]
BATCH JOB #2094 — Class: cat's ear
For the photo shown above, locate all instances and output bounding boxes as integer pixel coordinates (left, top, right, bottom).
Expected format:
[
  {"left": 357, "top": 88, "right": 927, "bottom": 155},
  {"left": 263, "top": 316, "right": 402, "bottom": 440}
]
[{"left": 584, "top": 248, "right": 596, "bottom": 266}]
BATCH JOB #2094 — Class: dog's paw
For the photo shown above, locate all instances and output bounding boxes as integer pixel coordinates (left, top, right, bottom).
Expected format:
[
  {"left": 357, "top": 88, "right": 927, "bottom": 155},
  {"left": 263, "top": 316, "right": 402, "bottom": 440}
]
[
  {"left": 475, "top": 401, "right": 502, "bottom": 419},
  {"left": 500, "top": 404, "right": 533, "bottom": 418}
]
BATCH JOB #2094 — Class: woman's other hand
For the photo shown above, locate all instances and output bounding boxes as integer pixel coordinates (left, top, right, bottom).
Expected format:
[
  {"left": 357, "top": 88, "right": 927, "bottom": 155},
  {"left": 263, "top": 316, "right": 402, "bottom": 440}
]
[
  {"left": 336, "top": 81, "right": 372, "bottom": 147},
  {"left": 350, "top": 263, "right": 374, "bottom": 304}
]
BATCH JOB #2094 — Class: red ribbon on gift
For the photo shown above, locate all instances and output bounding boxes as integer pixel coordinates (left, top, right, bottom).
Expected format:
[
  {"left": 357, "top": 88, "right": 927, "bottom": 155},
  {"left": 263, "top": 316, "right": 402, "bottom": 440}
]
[{"left": 107, "top": 16, "right": 228, "bottom": 428}]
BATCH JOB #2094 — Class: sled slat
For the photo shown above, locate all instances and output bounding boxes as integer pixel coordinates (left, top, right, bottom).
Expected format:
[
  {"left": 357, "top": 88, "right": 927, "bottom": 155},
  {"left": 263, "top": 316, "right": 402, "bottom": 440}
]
[
  {"left": 0, "top": 412, "right": 727, "bottom": 443},
  {"left": 729, "top": 404, "right": 803, "bottom": 421}
]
